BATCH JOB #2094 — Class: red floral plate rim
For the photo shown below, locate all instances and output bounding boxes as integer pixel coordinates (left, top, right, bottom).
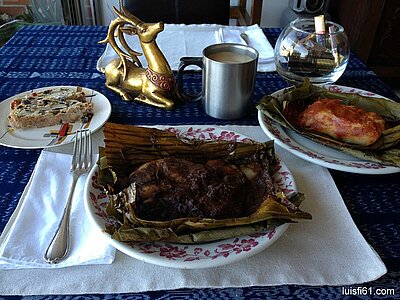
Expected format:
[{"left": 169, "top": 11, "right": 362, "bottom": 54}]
[
  {"left": 258, "top": 85, "right": 400, "bottom": 175},
  {"left": 84, "top": 126, "right": 293, "bottom": 269}
]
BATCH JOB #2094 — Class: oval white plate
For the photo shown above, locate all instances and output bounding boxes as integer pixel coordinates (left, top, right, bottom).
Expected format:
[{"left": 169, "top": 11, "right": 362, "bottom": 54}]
[
  {"left": 0, "top": 86, "right": 112, "bottom": 149},
  {"left": 84, "top": 126, "right": 294, "bottom": 269},
  {"left": 258, "top": 85, "right": 400, "bottom": 174}
]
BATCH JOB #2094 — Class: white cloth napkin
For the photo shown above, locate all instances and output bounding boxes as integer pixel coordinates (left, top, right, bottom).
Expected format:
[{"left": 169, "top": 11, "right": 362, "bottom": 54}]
[
  {"left": 0, "top": 126, "right": 386, "bottom": 295},
  {"left": 96, "top": 24, "right": 276, "bottom": 73},
  {"left": 216, "top": 25, "right": 276, "bottom": 71},
  {"left": 0, "top": 151, "right": 116, "bottom": 269}
]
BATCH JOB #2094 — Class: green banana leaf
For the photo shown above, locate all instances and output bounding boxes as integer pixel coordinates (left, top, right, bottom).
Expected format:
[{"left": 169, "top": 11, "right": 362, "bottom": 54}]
[
  {"left": 107, "top": 221, "right": 286, "bottom": 244},
  {"left": 105, "top": 186, "right": 304, "bottom": 243},
  {"left": 257, "top": 79, "right": 400, "bottom": 167},
  {"left": 97, "top": 123, "right": 312, "bottom": 243}
]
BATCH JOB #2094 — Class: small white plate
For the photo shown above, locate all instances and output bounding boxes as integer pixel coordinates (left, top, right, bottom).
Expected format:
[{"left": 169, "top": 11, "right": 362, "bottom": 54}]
[
  {"left": 84, "top": 127, "right": 295, "bottom": 269},
  {"left": 0, "top": 86, "right": 112, "bottom": 149},
  {"left": 258, "top": 85, "right": 400, "bottom": 174}
]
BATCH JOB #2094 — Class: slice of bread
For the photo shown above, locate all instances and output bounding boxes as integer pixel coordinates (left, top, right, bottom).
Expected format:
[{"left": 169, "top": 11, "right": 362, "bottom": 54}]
[{"left": 8, "top": 87, "right": 93, "bottom": 129}]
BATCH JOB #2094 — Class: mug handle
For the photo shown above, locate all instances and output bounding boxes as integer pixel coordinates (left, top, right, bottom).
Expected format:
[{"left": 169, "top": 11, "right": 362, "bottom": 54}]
[{"left": 177, "top": 57, "right": 203, "bottom": 102}]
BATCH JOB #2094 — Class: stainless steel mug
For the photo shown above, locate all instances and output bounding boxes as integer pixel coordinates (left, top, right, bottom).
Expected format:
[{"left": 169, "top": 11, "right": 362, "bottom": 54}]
[{"left": 177, "top": 43, "right": 258, "bottom": 120}]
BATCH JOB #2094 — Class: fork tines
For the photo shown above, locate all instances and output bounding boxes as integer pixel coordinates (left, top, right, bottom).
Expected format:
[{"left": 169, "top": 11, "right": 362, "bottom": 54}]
[{"left": 71, "top": 129, "right": 92, "bottom": 171}]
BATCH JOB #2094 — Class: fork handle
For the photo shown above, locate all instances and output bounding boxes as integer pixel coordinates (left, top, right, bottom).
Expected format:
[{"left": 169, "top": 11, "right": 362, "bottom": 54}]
[{"left": 43, "top": 173, "right": 79, "bottom": 264}]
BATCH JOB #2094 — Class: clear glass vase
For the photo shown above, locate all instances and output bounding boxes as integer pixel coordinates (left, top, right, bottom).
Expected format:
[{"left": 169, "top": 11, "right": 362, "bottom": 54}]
[{"left": 274, "top": 18, "right": 349, "bottom": 85}]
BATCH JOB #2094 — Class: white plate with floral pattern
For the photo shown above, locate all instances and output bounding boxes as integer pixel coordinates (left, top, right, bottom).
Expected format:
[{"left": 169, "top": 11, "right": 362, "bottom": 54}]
[
  {"left": 258, "top": 85, "right": 400, "bottom": 174},
  {"left": 0, "top": 86, "right": 111, "bottom": 149},
  {"left": 84, "top": 127, "right": 294, "bottom": 269}
]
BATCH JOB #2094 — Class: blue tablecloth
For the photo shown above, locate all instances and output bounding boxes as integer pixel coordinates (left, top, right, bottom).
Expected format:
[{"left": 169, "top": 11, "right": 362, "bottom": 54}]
[{"left": 0, "top": 26, "right": 399, "bottom": 299}]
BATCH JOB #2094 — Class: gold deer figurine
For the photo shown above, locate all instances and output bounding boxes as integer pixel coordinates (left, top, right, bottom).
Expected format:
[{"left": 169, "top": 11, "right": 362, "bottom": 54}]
[{"left": 99, "top": 4, "right": 176, "bottom": 110}]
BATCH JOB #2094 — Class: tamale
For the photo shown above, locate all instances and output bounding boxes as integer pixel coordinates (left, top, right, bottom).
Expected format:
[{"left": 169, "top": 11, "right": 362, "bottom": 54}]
[
  {"left": 257, "top": 79, "right": 400, "bottom": 167},
  {"left": 98, "top": 123, "right": 312, "bottom": 243}
]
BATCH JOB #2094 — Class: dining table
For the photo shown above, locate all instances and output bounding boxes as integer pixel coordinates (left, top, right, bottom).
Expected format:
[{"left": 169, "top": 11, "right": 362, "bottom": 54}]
[{"left": 0, "top": 24, "right": 399, "bottom": 299}]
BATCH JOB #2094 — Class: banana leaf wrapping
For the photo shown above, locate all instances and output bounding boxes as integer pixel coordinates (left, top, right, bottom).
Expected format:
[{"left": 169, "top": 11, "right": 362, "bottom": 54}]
[
  {"left": 257, "top": 79, "right": 400, "bottom": 167},
  {"left": 98, "top": 122, "right": 312, "bottom": 243}
]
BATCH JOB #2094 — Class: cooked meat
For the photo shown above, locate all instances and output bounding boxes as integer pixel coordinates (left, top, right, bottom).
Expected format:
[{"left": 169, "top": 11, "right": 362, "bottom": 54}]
[
  {"left": 129, "top": 157, "right": 273, "bottom": 221},
  {"left": 298, "top": 98, "right": 385, "bottom": 146}
]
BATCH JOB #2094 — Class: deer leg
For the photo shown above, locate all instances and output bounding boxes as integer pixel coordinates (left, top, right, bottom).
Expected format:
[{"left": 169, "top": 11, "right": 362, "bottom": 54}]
[
  {"left": 104, "top": 59, "right": 141, "bottom": 101},
  {"left": 148, "top": 91, "right": 175, "bottom": 110},
  {"left": 105, "top": 82, "right": 133, "bottom": 101},
  {"left": 134, "top": 92, "right": 174, "bottom": 110}
]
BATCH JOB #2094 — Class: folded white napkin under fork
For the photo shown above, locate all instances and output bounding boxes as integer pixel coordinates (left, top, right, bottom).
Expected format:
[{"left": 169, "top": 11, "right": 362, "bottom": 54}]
[
  {"left": 0, "top": 151, "right": 116, "bottom": 269},
  {"left": 216, "top": 25, "right": 276, "bottom": 72}
]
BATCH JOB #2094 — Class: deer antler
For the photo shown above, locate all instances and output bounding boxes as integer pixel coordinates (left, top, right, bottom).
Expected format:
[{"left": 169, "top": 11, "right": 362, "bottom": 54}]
[
  {"left": 115, "top": 1, "right": 144, "bottom": 26},
  {"left": 113, "top": 5, "right": 143, "bottom": 26},
  {"left": 118, "top": 26, "right": 142, "bottom": 68},
  {"left": 116, "top": 25, "right": 142, "bottom": 79},
  {"left": 99, "top": 18, "right": 140, "bottom": 56},
  {"left": 99, "top": 17, "right": 143, "bottom": 80}
]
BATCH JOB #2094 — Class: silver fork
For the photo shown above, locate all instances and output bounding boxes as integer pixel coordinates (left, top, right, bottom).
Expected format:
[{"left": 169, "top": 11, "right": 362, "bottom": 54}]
[{"left": 44, "top": 129, "right": 93, "bottom": 264}]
